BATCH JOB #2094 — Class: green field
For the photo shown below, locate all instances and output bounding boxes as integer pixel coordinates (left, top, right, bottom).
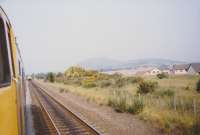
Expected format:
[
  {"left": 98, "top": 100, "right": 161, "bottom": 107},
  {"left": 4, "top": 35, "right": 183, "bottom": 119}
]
[{"left": 41, "top": 67, "right": 200, "bottom": 135}]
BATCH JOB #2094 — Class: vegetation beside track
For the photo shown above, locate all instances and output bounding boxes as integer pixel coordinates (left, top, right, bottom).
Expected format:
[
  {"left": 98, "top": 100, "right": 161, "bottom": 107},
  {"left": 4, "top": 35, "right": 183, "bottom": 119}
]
[{"left": 35, "top": 66, "right": 200, "bottom": 135}]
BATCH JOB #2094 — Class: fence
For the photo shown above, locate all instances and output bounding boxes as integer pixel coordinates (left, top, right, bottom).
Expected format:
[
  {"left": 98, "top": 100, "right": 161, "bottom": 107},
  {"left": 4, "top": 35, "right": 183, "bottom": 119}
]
[{"left": 142, "top": 95, "right": 200, "bottom": 117}]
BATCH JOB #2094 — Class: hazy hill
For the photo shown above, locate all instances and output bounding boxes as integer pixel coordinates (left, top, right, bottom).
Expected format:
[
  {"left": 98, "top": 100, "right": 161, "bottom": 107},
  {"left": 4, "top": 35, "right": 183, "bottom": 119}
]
[
  {"left": 78, "top": 58, "right": 124, "bottom": 70},
  {"left": 78, "top": 58, "right": 186, "bottom": 71}
]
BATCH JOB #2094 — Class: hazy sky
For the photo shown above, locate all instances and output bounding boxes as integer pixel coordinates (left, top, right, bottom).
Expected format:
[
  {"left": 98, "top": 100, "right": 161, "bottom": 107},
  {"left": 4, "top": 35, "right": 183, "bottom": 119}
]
[{"left": 1, "top": 0, "right": 200, "bottom": 73}]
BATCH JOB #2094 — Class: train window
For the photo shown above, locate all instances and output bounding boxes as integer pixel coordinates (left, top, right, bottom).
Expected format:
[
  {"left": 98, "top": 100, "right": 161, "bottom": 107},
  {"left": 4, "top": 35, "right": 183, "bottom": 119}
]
[
  {"left": 7, "top": 23, "right": 16, "bottom": 77},
  {"left": 0, "top": 18, "right": 11, "bottom": 87},
  {"left": 18, "top": 61, "right": 21, "bottom": 76}
]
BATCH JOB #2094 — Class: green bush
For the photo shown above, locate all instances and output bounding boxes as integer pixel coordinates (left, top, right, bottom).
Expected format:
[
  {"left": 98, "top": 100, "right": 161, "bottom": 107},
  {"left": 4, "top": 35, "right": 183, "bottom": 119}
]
[
  {"left": 97, "top": 73, "right": 110, "bottom": 80},
  {"left": 126, "top": 77, "right": 144, "bottom": 84},
  {"left": 64, "top": 78, "right": 82, "bottom": 86},
  {"left": 157, "top": 73, "right": 169, "bottom": 79},
  {"left": 115, "top": 78, "right": 126, "bottom": 88},
  {"left": 59, "top": 88, "right": 65, "bottom": 93},
  {"left": 133, "top": 77, "right": 144, "bottom": 83},
  {"left": 138, "top": 81, "right": 158, "bottom": 94},
  {"left": 196, "top": 79, "right": 200, "bottom": 93},
  {"left": 115, "top": 95, "right": 127, "bottom": 112},
  {"left": 82, "top": 79, "right": 97, "bottom": 88},
  {"left": 128, "top": 97, "right": 144, "bottom": 114},
  {"left": 184, "top": 85, "right": 190, "bottom": 91},
  {"left": 107, "top": 90, "right": 127, "bottom": 112},
  {"left": 191, "top": 117, "right": 200, "bottom": 135},
  {"left": 107, "top": 97, "right": 115, "bottom": 107},
  {"left": 99, "top": 80, "right": 112, "bottom": 88},
  {"left": 71, "top": 79, "right": 82, "bottom": 86},
  {"left": 108, "top": 90, "right": 144, "bottom": 114},
  {"left": 111, "top": 73, "right": 122, "bottom": 79},
  {"left": 156, "top": 89, "right": 175, "bottom": 97},
  {"left": 46, "top": 72, "right": 55, "bottom": 83}
]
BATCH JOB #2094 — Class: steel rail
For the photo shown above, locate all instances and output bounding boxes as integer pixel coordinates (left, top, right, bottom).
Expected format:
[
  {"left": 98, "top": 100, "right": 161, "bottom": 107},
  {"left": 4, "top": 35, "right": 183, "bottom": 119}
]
[
  {"left": 31, "top": 81, "right": 101, "bottom": 135},
  {"left": 31, "top": 82, "right": 61, "bottom": 135}
]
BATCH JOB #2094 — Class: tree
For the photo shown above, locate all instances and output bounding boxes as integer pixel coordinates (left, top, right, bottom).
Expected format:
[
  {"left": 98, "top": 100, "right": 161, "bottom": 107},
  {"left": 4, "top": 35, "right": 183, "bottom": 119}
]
[
  {"left": 47, "top": 72, "right": 55, "bottom": 83},
  {"left": 56, "top": 72, "right": 63, "bottom": 78},
  {"left": 197, "top": 79, "right": 200, "bottom": 93}
]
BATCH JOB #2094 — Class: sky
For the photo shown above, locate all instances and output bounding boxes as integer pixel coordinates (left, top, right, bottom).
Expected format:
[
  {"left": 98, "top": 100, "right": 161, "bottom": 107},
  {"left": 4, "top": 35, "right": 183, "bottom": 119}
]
[{"left": 1, "top": 0, "right": 200, "bottom": 73}]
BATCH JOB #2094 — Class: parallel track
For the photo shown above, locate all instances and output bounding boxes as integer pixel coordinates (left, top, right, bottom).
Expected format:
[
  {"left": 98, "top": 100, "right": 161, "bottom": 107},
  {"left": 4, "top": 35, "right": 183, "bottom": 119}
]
[
  {"left": 30, "top": 85, "right": 58, "bottom": 135},
  {"left": 30, "top": 81, "right": 101, "bottom": 135}
]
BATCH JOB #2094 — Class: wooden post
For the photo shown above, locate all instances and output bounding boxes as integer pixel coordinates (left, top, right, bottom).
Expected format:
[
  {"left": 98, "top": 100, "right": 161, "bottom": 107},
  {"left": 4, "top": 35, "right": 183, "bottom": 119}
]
[
  {"left": 174, "top": 96, "right": 176, "bottom": 111},
  {"left": 180, "top": 98, "right": 183, "bottom": 111},
  {"left": 193, "top": 99, "right": 197, "bottom": 116}
]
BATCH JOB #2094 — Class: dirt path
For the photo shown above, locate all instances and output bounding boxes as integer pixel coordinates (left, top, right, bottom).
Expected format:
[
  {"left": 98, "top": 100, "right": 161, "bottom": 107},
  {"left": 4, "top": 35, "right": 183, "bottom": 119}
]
[{"left": 36, "top": 81, "right": 164, "bottom": 135}]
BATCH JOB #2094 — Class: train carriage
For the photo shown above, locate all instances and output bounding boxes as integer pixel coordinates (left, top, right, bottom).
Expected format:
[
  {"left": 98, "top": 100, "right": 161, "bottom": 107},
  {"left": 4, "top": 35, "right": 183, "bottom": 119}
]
[{"left": 0, "top": 7, "right": 26, "bottom": 135}]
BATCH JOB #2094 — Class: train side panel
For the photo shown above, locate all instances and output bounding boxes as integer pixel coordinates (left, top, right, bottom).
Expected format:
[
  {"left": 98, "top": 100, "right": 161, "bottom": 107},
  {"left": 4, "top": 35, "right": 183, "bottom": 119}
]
[
  {"left": 0, "top": 83, "right": 19, "bottom": 135},
  {"left": 0, "top": 7, "right": 25, "bottom": 135},
  {"left": 9, "top": 23, "right": 26, "bottom": 135}
]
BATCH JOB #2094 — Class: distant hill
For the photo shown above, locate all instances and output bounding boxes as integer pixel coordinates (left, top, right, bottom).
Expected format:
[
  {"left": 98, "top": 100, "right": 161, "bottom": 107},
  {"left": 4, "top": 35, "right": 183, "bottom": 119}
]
[
  {"left": 78, "top": 58, "right": 124, "bottom": 70},
  {"left": 78, "top": 58, "right": 186, "bottom": 71}
]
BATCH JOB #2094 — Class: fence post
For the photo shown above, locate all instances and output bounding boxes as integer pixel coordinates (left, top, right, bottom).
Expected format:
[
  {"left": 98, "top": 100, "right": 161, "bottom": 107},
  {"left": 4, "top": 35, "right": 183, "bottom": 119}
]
[
  {"left": 174, "top": 96, "right": 176, "bottom": 111},
  {"left": 193, "top": 99, "right": 197, "bottom": 116},
  {"left": 180, "top": 98, "right": 183, "bottom": 111}
]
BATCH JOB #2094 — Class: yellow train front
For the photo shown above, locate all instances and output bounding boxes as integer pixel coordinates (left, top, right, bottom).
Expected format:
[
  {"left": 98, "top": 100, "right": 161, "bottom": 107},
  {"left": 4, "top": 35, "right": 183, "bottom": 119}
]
[{"left": 0, "top": 7, "right": 26, "bottom": 135}]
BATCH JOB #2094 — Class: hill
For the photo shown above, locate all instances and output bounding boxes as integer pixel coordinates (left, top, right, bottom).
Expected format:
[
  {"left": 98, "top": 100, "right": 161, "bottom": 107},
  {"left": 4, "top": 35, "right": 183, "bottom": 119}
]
[{"left": 78, "top": 58, "right": 186, "bottom": 71}]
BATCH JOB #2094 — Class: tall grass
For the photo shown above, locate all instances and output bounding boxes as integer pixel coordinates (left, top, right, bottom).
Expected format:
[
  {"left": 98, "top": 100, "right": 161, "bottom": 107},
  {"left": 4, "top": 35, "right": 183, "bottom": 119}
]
[
  {"left": 108, "top": 90, "right": 144, "bottom": 114},
  {"left": 42, "top": 75, "right": 200, "bottom": 135}
]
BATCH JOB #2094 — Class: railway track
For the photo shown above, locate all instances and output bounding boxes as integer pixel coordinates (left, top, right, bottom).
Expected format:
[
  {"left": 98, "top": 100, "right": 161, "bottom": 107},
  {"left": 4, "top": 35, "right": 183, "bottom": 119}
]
[
  {"left": 29, "top": 81, "right": 101, "bottom": 135},
  {"left": 30, "top": 84, "right": 58, "bottom": 135}
]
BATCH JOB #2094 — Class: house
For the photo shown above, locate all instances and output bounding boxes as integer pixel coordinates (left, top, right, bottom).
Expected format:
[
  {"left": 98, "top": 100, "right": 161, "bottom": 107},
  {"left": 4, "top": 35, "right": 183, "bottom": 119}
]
[
  {"left": 149, "top": 68, "right": 162, "bottom": 75},
  {"left": 159, "top": 67, "right": 172, "bottom": 74},
  {"left": 162, "top": 69, "right": 171, "bottom": 74},
  {"left": 187, "top": 63, "right": 200, "bottom": 75},
  {"left": 172, "top": 64, "right": 190, "bottom": 75},
  {"left": 136, "top": 68, "right": 161, "bottom": 76}
]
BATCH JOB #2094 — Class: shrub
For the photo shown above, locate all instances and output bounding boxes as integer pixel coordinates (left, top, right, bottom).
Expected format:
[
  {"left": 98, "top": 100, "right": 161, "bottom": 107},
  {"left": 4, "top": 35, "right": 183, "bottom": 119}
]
[
  {"left": 107, "top": 90, "right": 128, "bottom": 112},
  {"left": 115, "top": 95, "right": 127, "bottom": 112},
  {"left": 82, "top": 79, "right": 96, "bottom": 88},
  {"left": 99, "top": 80, "right": 112, "bottom": 88},
  {"left": 157, "top": 89, "right": 175, "bottom": 97},
  {"left": 63, "top": 78, "right": 82, "bottom": 86},
  {"left": 115, "top": 78, "right": 126, "bottom": 88},
  {"left": 126, "top": 77, "right": 144, "bottom": 84},
  {"left": 191, "top": 117, "right": 200, "bottom": 135},
  {"left": 97, "top": 73, "right": 110, "bottom": 80},
  {"left": 138, "top": 81, "right": 158, "bottom": 94},
  {"left": 46, "top": 72, "right": 55, "bottom": 83},
  {"left": 107, "top": 97, "right": 115, "bottom": 107},
  {"left": 133, "top": 77, "right": 144, "bottom": 83},
  {"left": 108, "top": 90, "right": 144, "bottom": 114},
  {"left": 59, "top": 88, "right": 65, "bottom": 93},
  {"left": 71, "top": 79, "right": 82, "bottom": 86},
  {"left": 157, "top": 73, "right": 169, "bottom": 79},
  {"left": 196, "top": 79, "right": 200, "bottom": 93},
  {"left": 64, "top": 66, "right": 85, "bottom": 78},
  {"left": 128, "top": 97, "right": 145, "bottom": 114},
  {"left": 184, "top": 85, "right": 190, "bottom": 91},
  {"left": 111, "top": 73, "right": 122, "bottom": 79}
]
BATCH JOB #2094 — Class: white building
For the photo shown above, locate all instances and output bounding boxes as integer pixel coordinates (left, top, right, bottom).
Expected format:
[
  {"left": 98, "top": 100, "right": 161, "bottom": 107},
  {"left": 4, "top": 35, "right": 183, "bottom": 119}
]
[
  {"left": 162, "top": 69, "right": 171, "bottom": 74},
  {"left": 187, "top": 63, "right": 200, "bottom": 75},
  {"left": 173, "top": 64, "right": 190, "bottom": 75},
  {"left": 136, "top": 68, "right": 161, "bottom": 76},
  {"left": 148, "top": 68, "right": 162, "bottom": 75}
]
